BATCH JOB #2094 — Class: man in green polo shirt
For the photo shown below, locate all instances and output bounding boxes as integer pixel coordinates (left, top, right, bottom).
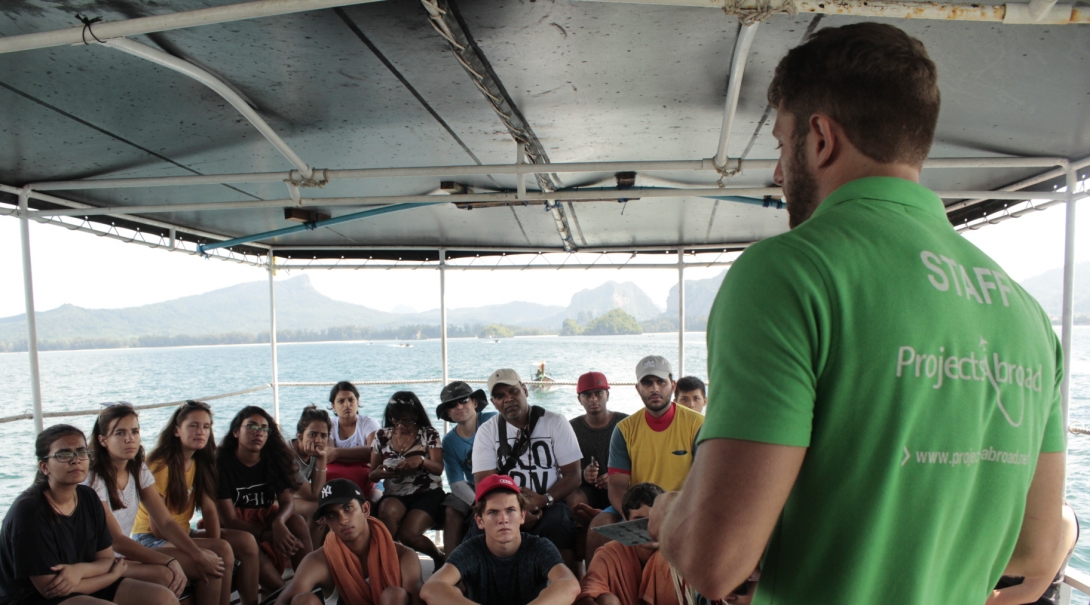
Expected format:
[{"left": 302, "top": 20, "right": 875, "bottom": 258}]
[{"left": 650, "top": 22, "right": 1065, "bottom": 605}]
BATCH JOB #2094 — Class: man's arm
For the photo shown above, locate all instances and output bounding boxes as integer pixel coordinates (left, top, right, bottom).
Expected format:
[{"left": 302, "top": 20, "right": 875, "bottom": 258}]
[
  {"left": 548, "top": 461, "right": 581, "bottom": 503},
  {"left": 529, "top": 563, "right": 580, "bottom": 605},
  {"left": 420, "top": 563, "right": 474, "bottom": 605},
  {"left": 650, "top": 438, "right": 806, "bottom": 600},
  {"left": 276, "top": 550, "right": 334, "bottom": 605},
  {"left": 397, "top": 543, "right": 424, "bottom": 604},
  {"left": 606, "top": 473, "right": 630, "bottom": 514},
  {"left": 998, "top": 452, "right": 1066, "bottom": 579}
]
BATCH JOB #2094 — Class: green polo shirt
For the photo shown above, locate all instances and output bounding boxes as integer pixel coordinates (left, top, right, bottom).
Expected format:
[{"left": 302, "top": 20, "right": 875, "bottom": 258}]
[{"left": 702, "top": 177, "right": 1065, "bottom": 605}]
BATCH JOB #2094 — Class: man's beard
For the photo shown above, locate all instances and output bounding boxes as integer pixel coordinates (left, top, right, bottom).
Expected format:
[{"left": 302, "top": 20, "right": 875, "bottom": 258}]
[{"left": 784, "top": 133, "right": 821, "bottom": 229}]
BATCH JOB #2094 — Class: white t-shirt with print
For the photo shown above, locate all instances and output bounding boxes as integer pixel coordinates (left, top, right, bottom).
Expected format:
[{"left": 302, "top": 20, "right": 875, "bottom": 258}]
[
  {"left": 86, "top": 463, "right": 157, "bottom": 545},
  {"left": 331, "top": 414, "right": 381, "bottom": 448},
  {"left": 472, "top": 409, "right": 583, "bottom": 494}
]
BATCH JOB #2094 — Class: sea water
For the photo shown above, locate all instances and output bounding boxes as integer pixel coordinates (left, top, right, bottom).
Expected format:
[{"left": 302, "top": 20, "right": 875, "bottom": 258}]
[{"left": 1, "top": 329, "right": 1088, "bottom": 577}]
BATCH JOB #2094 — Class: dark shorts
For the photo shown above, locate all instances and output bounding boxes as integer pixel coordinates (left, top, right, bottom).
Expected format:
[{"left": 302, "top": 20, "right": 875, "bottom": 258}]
[
  {"left": 31, "top": 577, "right": 126, "bottom": 605},
  {"left": 378, "top": 488, "right": 446, "bottom": 521},
  {"left": 577, "top": 484, "right": 611, "bottom": 510},
  {"left": 466, "top": 501, "right": 576, "bottom": 552}
]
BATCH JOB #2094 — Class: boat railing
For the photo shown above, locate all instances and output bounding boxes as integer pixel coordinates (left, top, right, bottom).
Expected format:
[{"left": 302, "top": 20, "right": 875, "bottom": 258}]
[{"left": 0, "top": 379, "right": 637, "bottom": 425}]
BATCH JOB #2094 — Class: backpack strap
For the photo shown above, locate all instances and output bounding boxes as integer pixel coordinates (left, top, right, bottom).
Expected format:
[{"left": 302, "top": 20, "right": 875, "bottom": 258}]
[{"left": 496, "top": 406, "right": 547, "bottom": 476}]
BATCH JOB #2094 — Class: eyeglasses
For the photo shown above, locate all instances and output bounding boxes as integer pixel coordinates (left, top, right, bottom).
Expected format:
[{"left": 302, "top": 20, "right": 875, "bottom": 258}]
[
  {"left": 244, "top": 424, "right": 270, "bottom": 434},
  {"left": 43, "top": 449, "right": 93, "bottom": 462},
  {"left": 391, "top": 419, "right": 417, "bottom": 428}
]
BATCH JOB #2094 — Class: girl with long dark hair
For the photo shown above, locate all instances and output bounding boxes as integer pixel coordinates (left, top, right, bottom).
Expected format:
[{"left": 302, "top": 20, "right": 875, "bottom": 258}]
[
  {"left": 370, "top": 391, "right": 445, "bottom": 566},
  {"left": 0, "top": 424, "right": 176, "bottom": 605},
  {"left": 87, "top": 403, "right": 235, "bottom": 605},
  {"left": 326, "top": 381, "right": 380, "bottom": 493},
  {"left": 216, "top": 406, "right": 311, "bottom": 594},
  {"left": 132, "top": 401, "right": 262, "bottom": 605}
]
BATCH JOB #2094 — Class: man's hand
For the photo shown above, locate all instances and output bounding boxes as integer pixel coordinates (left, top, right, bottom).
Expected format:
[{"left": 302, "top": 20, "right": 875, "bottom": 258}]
[
  {"left": 572, "top": 502, "right": 602, "bottom": 524},
  {"left": 43, "top": 564, "right": 85, "bottom": 598},
  {"left": 584, "top": 459, "right": 600, "bottom": 484}
]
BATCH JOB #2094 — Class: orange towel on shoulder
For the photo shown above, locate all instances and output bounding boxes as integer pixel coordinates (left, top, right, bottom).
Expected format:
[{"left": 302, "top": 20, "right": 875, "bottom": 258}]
[
  {"left": 640, "top": 551, "right": 680, "bottom": 605},
  {"left": 323, "top": 517, "right": 402, "bottom": 605},
  {"left": 580, "top": 542, "right": 680, "bottom": 605}
]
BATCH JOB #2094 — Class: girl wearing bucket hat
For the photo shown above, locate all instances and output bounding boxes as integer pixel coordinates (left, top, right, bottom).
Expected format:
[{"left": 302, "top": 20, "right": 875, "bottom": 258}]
[{"left": 436, "top": 382, "right": 497, "bottom": 552}]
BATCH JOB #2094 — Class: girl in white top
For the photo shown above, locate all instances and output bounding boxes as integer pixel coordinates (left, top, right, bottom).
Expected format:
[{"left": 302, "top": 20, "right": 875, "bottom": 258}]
[
  {"left": 86, "top": 403, "right": 234, "bottom": 605},
  {"left": 325, "top": 381, "right": 382, "bottom": 497}
]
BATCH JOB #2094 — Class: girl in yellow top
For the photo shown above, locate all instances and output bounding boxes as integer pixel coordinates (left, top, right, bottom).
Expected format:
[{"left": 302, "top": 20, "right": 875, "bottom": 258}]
[{"left": 132, "top": 401, "right": 261, "bottom": 605}]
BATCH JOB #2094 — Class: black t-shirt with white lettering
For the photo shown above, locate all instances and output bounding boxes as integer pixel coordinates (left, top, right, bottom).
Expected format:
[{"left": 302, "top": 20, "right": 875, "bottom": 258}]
[
  {"left": 446, "top": 534, "right": 563, "bottom": 605},
  {"left": 0, "top": 484, "right": 113, "bottom": 605},
  {"left": 216, "top": 452, "right": 290, "bottom": 509}
]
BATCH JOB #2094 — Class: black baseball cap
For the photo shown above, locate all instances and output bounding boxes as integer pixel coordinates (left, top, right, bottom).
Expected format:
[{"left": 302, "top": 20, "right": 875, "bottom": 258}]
[
  {"left": 313, "top": 479, "right": 366, "bottom": 522},
  {"left": 436, "top": 381, "right": 487, "bottom": 422}
]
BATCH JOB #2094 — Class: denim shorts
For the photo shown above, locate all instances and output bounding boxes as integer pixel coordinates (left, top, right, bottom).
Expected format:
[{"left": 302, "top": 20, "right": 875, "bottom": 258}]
[{"left": 133, "top": 529, "right": 196, "bottom": 549}]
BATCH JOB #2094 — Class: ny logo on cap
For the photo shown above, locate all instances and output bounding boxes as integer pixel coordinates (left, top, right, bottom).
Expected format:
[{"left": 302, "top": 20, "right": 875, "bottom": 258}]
[{"left": 321, "top": 485, "right": 333, "bottom": 499}]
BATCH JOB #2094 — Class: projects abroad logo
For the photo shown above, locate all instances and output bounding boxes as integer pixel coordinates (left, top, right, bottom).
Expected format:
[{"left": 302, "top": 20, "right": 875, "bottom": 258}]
[{"left": 895, "top": 342, "right": 1042, "bottom": 428}]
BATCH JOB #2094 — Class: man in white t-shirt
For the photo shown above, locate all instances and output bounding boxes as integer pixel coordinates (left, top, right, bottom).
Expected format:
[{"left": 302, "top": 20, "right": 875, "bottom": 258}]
[{"left": 472, "top": 368, "right": 583, "bottom": 567}]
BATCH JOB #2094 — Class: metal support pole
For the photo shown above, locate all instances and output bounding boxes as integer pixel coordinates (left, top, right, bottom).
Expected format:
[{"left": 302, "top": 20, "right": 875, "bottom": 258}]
[
  {"left": 677, "top": 248, "right": 685, "bottom": 379},
  {"left": 1060, "top": 167, "right": 1079, "bottom": 448},
  {"left": 19, "top": 188, "right": 44, "bottom": 435},
  {"left": 269, "top": 253, "right": 280, "bottom": 423},
  {"left": 440, "top": 250, "right": 449, "bottom": 434}
]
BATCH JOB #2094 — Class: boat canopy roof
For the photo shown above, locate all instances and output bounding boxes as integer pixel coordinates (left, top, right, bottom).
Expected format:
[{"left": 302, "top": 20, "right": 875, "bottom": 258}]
[{"left": 0, "top": 0, "right": 1088, "bottom": 262}]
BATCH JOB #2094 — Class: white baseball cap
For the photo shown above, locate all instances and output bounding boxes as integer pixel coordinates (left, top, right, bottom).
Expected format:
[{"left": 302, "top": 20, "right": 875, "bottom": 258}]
[
  {"left": 487, "top": 368, "right": 522, "bottom": 395},
  {"left": 635, "top": 355, "right": 673, "bottom": 382}
]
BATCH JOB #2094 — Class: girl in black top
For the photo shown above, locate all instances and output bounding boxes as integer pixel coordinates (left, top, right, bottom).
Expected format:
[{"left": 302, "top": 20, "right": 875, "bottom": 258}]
[
  {"left": 216, "top": 406, "right": 309, "bottom": 594},
  {"left": 0, "top": 424, "right": 176, "bottom": 605}
]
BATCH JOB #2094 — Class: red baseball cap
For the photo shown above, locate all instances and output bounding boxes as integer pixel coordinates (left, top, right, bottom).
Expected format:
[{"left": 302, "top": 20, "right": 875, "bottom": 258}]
[
  {"left": 577, "top": 371, "right": 610, "bottom": 394},
  {"left": 474, "top": 474, "right": 520, "bottom": 503}
]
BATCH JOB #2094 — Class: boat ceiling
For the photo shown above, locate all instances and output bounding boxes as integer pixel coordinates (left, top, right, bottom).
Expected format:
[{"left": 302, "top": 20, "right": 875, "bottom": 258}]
[{"left": 1, "top": 0, "right": 1088, "bottom": 261}]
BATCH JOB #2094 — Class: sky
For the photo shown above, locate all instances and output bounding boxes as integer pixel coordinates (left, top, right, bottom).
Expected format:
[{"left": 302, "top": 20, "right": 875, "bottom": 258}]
[{"left": 0, "top": 195, "right": 1087, "bottom": 319}]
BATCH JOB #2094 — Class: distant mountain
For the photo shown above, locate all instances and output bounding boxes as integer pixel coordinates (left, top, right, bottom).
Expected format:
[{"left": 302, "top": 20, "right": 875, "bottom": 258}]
[
  {"left": 1018, "top": 262, "right": 1090, "bottom": 318},
  {"left": 666, "top": 269, "right": 728, "bottom": 324},
  {"left": 527, "top": 281, "right": 663, "bottom": 329},
  {"left": 0, "top": 275, "right": 400, "bottom": 344}
]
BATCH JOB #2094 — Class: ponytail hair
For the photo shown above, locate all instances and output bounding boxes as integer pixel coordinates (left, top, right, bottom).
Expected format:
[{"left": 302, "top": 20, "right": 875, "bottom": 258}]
[
  {"left": 296, "top": 405, "right": 332, "bottom": 435},
  {"left": 26, "top": 424, "right": 87, "bottom": 522}
]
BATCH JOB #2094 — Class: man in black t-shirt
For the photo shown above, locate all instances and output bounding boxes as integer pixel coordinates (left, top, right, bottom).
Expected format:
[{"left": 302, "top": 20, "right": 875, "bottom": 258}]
[
  {"left": 421, "top": 475, "right": 580, "bottom": 605},
  {"left": 568, "top": 372, "right": 628, "bottom": 512}
]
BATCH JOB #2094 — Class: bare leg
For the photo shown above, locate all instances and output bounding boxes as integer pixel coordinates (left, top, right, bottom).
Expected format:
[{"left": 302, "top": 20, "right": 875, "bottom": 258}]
[
  {"left": 154, "top": 544, "right": 224, "bottom": 605},
  {"left": 290, "top": 592, "right": 322, "bottom": 605},
  {"left": 120, "top": 560, "right": 174, "bottom": 587},
  {"left": 286, "top": 514, "right": 314, "bottom": 569},
  {"left": 57, "top": 598, "right": 111, "bottom": 605},
  {"left": 189, "top": 537, "right": 235, "bottom": 605},
  {"left": 258, "top": 550, "right": 286, "bottom": 593},
  {"left": 443, "top": 507, "right": 467, "bottom": 555},
  {"left": 217, "top": 528, "right": 261, "bottom": 605},
  {"left": 293, "top": 498, "right": 323, "bottom": 549},
  {"left": 397, "top": 509, "right": 443, "bottom": 565},
  {"left": 112, "top": 577, "right": 180, "bottom": 605},
  {"left": 379, "top": 586, "right": 410, "bottom": 605},
  {"left": 376, "top": 497, "right": 406, "bottom": 539},
  {"left": 596, "top": 594, "right": 622, "bottom": 605},
  {"left": 585, "top": 511, "right": 622, "bottom": 567}
]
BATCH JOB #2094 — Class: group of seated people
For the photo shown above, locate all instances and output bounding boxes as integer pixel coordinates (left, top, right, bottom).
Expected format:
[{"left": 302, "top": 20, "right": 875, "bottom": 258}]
[{"left": 0, "top": 355, "right": 1076, "bottom": 605}]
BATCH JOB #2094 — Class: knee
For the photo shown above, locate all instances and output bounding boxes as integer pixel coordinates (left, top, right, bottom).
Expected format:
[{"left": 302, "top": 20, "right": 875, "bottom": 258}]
[
  {"left": 397, "top": 525, "right": 422, "bottom": 543},
  {"left": 233, "top": 531, "right": 260, "bottom": 558},
  {"left": 150, "top": 582, "right": 181, "bottom": 605},
  {"left": 589, "top": 511, "right": 620, "bottom": 529},
  {"left": 291, "top": 592, "right": 322, "bottom": 605},
  {"left": 445, "top": 507, "right": 464, "bottom": 526},
  {"left": 379, "top": 586, "right": 409, "bottom": 605}
]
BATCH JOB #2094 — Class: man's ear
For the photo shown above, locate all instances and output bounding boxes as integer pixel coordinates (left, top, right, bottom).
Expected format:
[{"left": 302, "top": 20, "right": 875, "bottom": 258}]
[
  {"left": 361, "top": 500, "right": 371, "bottom": 517},
  {"left": 809, "top": 113, "right": 841, "bottom": 170},
  {"left": 475, "top": 514, "right": 485, "bottom": 530}
]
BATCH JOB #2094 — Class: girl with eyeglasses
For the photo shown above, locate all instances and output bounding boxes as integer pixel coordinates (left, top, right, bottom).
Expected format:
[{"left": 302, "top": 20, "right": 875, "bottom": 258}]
[
  {"left": 216, "top": 406, "right": 311, "bottom": 596},
  {"left": 0, "top": 424, "right": 176, "bottom": 605},
  {"left": 86, "top": 403, "right": 234, "bottom": 605},
  {"left": 370, "top": 391, "right": 446, "bottom": 566},
  {"left": 326, "top": 381, "right": 381, "bottom": 495},
  {"left": 132, "top": 400, "right": 261, "bottom": 605}
]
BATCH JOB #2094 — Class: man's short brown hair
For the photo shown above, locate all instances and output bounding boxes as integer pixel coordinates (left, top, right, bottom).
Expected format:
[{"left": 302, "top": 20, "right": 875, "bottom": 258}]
[
  {"left": 767, "top": 22, "right": 940, "bottom": 166},
  {"left": 472, "top": 489, "right": 531, "bottom": 518}
]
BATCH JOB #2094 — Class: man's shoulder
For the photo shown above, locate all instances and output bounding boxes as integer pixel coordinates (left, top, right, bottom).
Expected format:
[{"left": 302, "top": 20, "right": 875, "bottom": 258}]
[
  {"left": 616, "top": 410, "right": 644, "bottom": 430},
  {"left": 447, "top": 535, "right": 487, "bottom": 569},
  {"left": 673, "top": 404, "right": 705, "bottom": 427},
  {"left": 539, "top": 409, "right": 575, "bottom": 431}
]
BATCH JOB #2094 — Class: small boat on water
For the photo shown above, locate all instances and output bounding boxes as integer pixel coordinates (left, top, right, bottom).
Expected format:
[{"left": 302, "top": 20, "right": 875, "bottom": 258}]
[{"left": 529, "top": 362, "right": 560, "bottom": 393}]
